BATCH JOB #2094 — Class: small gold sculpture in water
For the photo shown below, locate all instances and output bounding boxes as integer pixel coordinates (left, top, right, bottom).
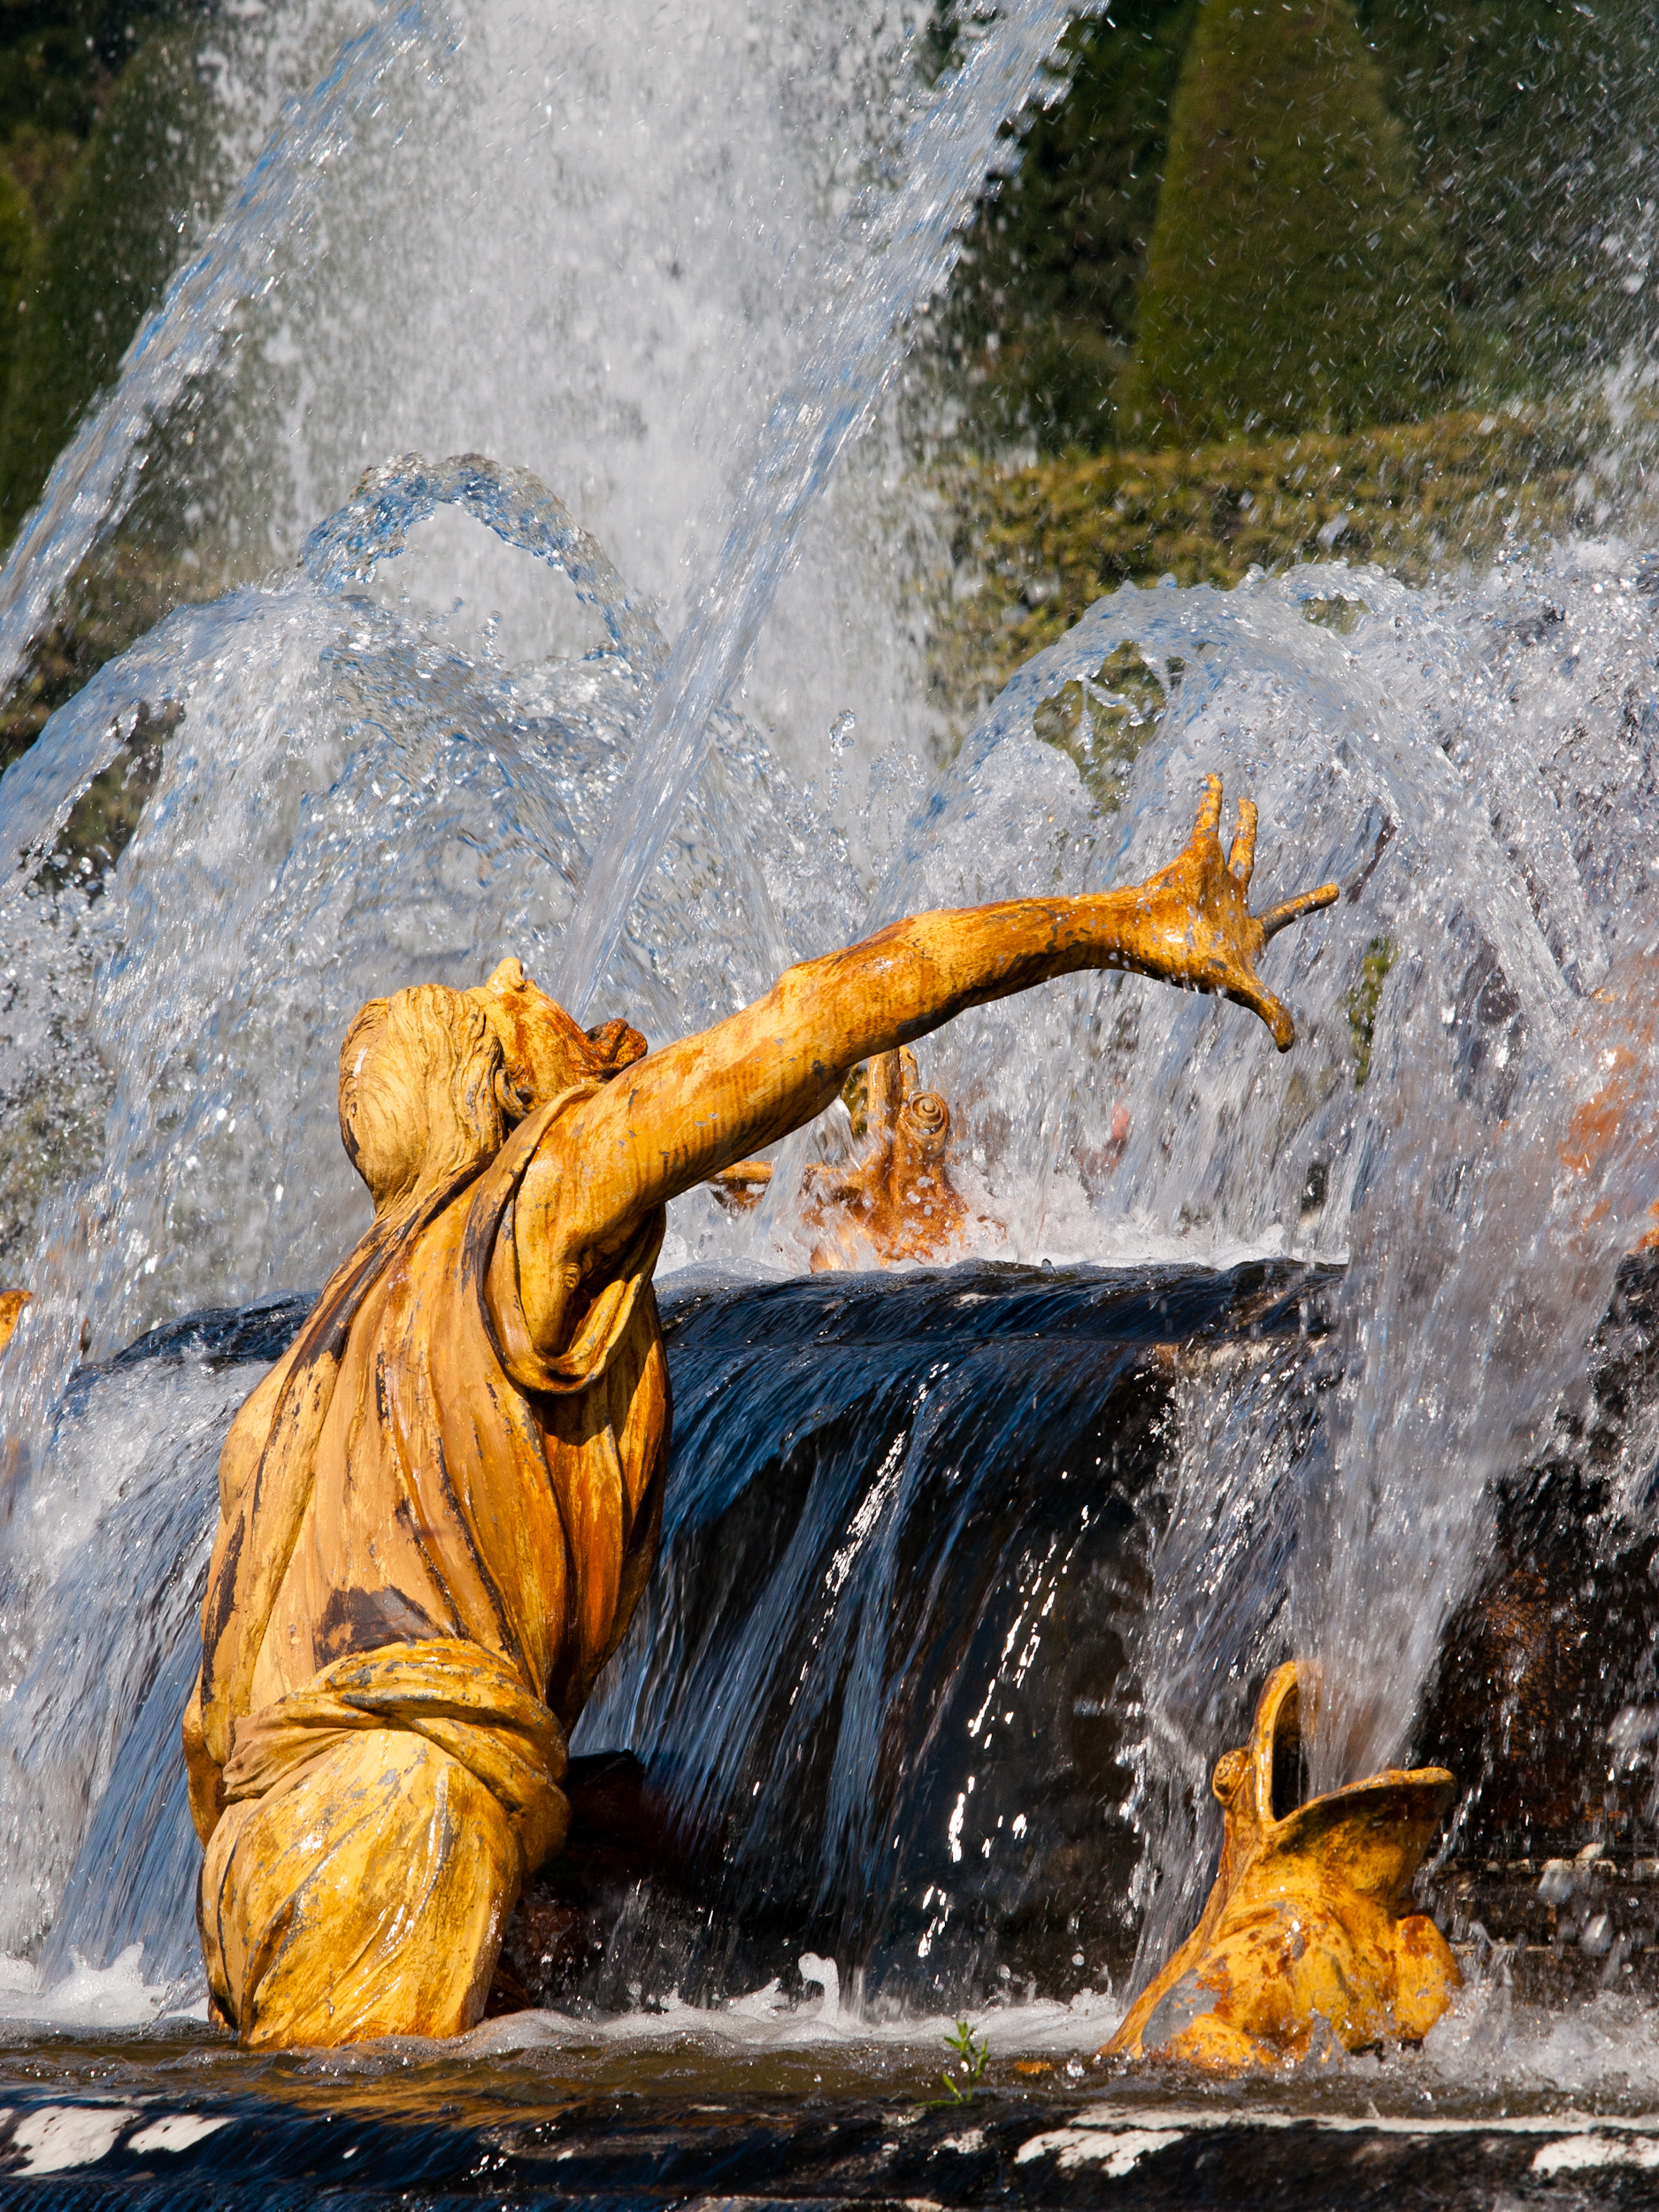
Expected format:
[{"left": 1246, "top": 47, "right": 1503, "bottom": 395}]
[
  {"left": 709, "top": 1047, "right": 994, "bottom": 1266},
  {"left": 800, "top": 1048, "right": 989, "bottom": 1269},
  {"left": 1103, "top": 1662, "right": 1460, "bottom": 2070},
  {"left": 183, "top": 775, "right": 1337, "bottom": 2047},
  {"left": 0, "top": 1290, "right": 28, "bottom": 1353}
]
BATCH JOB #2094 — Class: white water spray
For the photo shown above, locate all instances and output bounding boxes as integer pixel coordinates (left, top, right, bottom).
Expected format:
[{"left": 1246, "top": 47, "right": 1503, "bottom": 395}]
[
  {"left": 549, "top": 0, "right": 1087, "bottom": 1014},
  {"left": 0, "top": 4, "right": 443, "bottom": 878},
  {"left": 0, "top": 0, "right": 1655, "bottom": 2059}
]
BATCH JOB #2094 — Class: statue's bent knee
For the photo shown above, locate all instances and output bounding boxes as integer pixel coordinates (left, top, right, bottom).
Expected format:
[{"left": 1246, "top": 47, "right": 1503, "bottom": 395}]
[
  {"left": 195, "top": 1637, "right": 570, "bottom": 2047},
  {"left": 202, "top": 1729, "right": 518, "bottom": 2046}
]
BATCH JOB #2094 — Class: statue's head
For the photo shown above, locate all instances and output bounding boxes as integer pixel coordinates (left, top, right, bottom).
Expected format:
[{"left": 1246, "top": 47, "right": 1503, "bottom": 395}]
[
  {"left": 465, "top": 956, "right": 647, "bottom": 1111},
  {"left": 338, "top": 985, "right": 505, "bottom": 1210},
  {"left": 337, "top": 957, "right": 648, "bottom": 1211}
]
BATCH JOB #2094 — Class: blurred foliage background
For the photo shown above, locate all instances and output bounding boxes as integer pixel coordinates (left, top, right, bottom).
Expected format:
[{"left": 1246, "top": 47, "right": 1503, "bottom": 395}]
[
  {"left": 941, "top": 0, "right": 1659, "bottom": 450},
  {"left": 0, "top": 0, "right": 1655, "bottom": 756},
  {"left": 0, "top": 0, "right": 219, "bottom": 775},
  {"left": 0, "top": 2, "right": 219, "bottom": 534},
  {"left": 923, "top": 0, "right": 1659, "bottom": 716}
]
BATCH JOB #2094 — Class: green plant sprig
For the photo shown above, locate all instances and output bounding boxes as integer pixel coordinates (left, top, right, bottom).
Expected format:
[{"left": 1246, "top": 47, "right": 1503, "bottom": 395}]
[{"left": 933, "top": 2016, "right": 990, "bottom": 2106}]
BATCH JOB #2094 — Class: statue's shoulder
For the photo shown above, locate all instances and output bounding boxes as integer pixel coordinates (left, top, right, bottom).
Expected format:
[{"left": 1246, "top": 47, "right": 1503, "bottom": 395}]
[{"left": 459, "top": 1078, "right": 611, "bottom": 1272}]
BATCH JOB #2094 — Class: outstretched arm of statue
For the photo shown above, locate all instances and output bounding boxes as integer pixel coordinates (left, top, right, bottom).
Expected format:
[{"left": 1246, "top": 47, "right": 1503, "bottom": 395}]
[{"left": 518, "top": 776, "right": 1335, "bottom": 1313}]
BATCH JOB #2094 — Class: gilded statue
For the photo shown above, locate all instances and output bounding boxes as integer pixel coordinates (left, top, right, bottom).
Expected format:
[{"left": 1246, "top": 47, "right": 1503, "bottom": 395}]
[
  {"left": 1104, "top": 1663, "right": 1460, "bottom": 2069},
  {"left": 708, "top": 1045, "right": 992, "bottom": 1267},
  {"left": 183, "top": 776, "right": 1337, "bottom": 2047},
  {"left": 799, "top": 1047, "right": 984, "bottom": 1268}
]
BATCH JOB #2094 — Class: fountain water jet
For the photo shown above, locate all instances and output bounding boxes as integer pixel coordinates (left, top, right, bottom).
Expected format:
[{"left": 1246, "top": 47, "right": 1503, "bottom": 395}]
[
  {"left": 549, "top": 0, "right": 1094, "bottom": 1016},
  {"left": 0, "top": 4, "right": 446, "bottom": 892},
  {"left": 0, "top": 0, "right": 1655, "bottom": 2129}
]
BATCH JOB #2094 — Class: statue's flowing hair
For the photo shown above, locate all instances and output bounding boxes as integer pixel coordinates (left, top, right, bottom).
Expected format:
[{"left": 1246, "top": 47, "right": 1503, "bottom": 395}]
[{"left": 338, "top": 986, "right": 507, "bottom": 1211}]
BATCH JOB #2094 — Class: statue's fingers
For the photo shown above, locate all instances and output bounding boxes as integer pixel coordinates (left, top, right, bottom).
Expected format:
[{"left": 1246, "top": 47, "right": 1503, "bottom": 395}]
[
  {"left": 1228, "top": 799, "right": 1258, "bottom": 887},
  {"left": 1193, "top": 772, "right": 1224, "bottom": 844},
  {"left": 1259, "top": 880, "right": 1340, "bottom": 941},
  {"left": 1225, "top": 979, "right": 1297, "bottom": 1052}
]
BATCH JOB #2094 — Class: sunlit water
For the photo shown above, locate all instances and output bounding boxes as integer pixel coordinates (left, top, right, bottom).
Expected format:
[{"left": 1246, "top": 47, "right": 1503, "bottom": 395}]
[
  {"left": 0, "top": 4, "right": 443, "bottom": 742},
  {"left": 0, "top": 0, "right": 1658, "bottom": 2177},
  {"left": 8, "top": 495, "right": 1659, "bottom": 2017},
  {"left": 2, "top": 1947, "right": 1659, "bottom": 2212},
  {"left": 6, "top": 490, "right": 1659, "bottom": 2082}
]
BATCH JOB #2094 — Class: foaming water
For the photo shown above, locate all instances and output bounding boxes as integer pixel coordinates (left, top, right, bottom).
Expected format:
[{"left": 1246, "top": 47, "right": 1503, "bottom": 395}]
[
  {"left": 884, "top": 551, "right": 1659, "bottom": 1800},
  {"left": 0, "top": 5, "right": 443, "bottom": 759},
  {"left": 6, "top": 526, "right": 1659, "bottom": 2016},
  {"left": 5, "top": 1953, "right": 1659, "bottom": 2122},
  {"left": 9, "top": 1916, "right": 1659, "bottom": 2114},
  {"left": 0, "top": 1947, "right": 204, "bottom": 2034},
  {"left": 191, "top": 0, "right": 961, "bottom": 802},
  {"left": 0, "top": 0, "right": 981, "bottom": 902},
  {"left": 549, "top": 0, "right": 1082, "bottom": 1011}
]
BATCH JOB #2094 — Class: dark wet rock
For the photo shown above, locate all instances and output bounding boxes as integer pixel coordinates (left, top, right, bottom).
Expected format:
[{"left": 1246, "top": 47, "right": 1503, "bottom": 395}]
[
  {"left": 1417, "top": 1249, "right": 1659, "bottom": 1863},
  {"left": 83, "top": 1288, "right": 318, "bottom": 1381},
  {"left": 68, "top": 1248, "right": 1659, "bottom": 2024},
  {"left": 511, "top": 1261, "right": 1330, "bottom": 2016},
  {"left": 0, "top": 2070, "right": 1652, "bottom": 2208},
  {"left": 490, "top": 1749, "right": 695, "bottom": 2014},
  {"left": 1432, "top": 1854, "right": 1659, "bottom": 2003}
]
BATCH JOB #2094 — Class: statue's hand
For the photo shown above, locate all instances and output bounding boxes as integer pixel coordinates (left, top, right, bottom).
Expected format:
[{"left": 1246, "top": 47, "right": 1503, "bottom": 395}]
[{"left": 1132, "top": 775, "right": 1338, "bottom": 1050}]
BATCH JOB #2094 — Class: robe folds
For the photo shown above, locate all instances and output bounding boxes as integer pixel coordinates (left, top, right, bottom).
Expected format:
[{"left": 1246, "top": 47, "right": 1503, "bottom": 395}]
[{"left": 182, "top": 1086, "right": 670, "bottom": 2047}]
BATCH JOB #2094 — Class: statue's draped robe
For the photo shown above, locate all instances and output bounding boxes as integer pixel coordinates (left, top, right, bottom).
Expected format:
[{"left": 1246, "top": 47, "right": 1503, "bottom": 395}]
[{"left": 182, "top": 1088, "right": 669, "bottom": 2046}]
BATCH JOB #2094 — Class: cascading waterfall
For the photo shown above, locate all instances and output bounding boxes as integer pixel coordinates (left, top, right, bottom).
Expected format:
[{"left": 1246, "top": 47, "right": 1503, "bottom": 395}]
[
  {"left": 10, "top": 530, "right": 1659, "bottom": 2016},
  {"left": 0, "top": 0, "right": 1103, "bottom": 1980},
  {"left": 0, "top": 0, "right": 1656, "bottom": 2065}
]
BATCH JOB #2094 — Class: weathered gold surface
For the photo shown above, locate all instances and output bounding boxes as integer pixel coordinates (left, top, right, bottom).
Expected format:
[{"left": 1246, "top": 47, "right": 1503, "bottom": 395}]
[
  {"left": 710, "top": 1048, "right": 995, "bottom": 1267},
  {"left": 1104, "top": 1663, "right": 1460, "bottom": 2070},
  {"left": 0, "top": 1290, "right": 27, "bottom": 1354},
  {"left": 187, "top": 776, "right": 1336, "bottom": 2047},
  {"left": 801, "top": 1048, "right": 984, "bottom": 1268},
  {"left": 705, "top": 1159, "right": 776, "bottom": 1210}
]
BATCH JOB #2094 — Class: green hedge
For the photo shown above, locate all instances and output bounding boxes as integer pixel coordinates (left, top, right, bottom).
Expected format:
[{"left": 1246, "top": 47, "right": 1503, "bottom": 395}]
[
  {"left": 936, "top": 1, "right": 1659, "bottom": 453},
  {"left": 930, "top": 406, "right": 1602, "bottom": 723},
  {"left": 0, "top": 4, "right": 179, "bottom": 144},
  {"left": 946, "top": 1, "right": 1197, "bottom": 448},
  {"left": 1364, "top": 0, "right": 1659, "bottom": 390},
  {"left": 0, "top": 23, "right": 219, "bottom": 534},
  {"left": 1118, "top": 0, "right": 1455, "bottom": 442},
  {"left": 0, "top": 168, "right": 35, "bottom": 423}
]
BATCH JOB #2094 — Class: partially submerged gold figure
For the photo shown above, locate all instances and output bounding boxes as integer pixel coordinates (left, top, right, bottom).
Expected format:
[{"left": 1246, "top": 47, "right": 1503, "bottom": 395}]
[
  {"left": 184, "top": 776, "right": 1337, "bottom": 2047},
  {"left": 1104, "top": 1663, "right": 1460, "bottom": 2070},
  {"left": 0, "top": 1290, "right": 27, "bottom": 1355},
  {"left": 708, "top": 1045, "right": 993, "bottom": 1267},
  {"left": 800, "top": 1048, "right": 988, "bottom": 1268}
]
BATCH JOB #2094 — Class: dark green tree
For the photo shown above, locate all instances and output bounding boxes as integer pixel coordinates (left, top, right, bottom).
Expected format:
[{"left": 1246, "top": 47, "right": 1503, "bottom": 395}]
[
  {"left": 0, "top": 165, "right": 34, "bottom": 407},
  {"left": 943, "top": 1, "right": 1197, "bottom": 449},
  {"left": 1118, "top": 0, "right": 1456, "bottom": 441},
  {"left": 0, "top": 19, "right": 221, "bottom": 533},
  {"left": 1363, "top": 1, "right": 1659, "bottom": 392},
  {"left": 0, "top": 0, "right": 179, "bottom": 143}
]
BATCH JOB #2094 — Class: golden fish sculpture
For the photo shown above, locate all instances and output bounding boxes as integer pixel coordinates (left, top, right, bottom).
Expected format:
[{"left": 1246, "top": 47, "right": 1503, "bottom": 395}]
[
  {"left": 799, "top": 1046, "right": 989, "bottom": 1269},
  {"left": 1104, "top": 1662, "right": 1460, "bottom": 2070}
]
